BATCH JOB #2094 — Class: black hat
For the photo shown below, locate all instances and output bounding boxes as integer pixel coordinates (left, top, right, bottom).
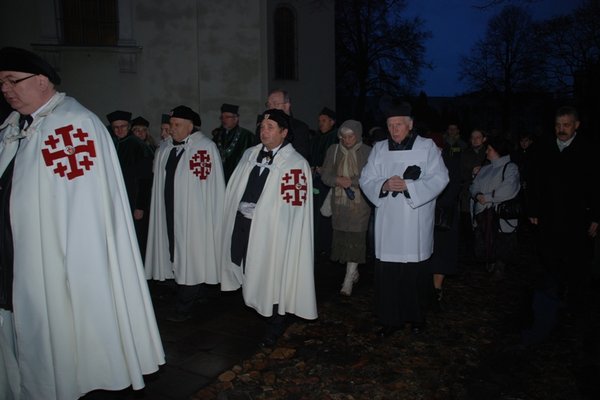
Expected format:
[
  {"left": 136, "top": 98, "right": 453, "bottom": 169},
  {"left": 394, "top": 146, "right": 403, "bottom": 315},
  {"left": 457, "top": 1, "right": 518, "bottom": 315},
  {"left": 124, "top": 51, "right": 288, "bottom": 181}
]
[
  {"left": 169, "top": 105, "right": 201, "bottom": 127},
  {"left": 384, "top": 101, "right": 412, "bottom": 119},
  {"left": 0, "top": 47, "right": 61, "bottom": 85},
  {"left": 259, "top": 109, "right": 290, "bottom": 130},
  {"left": 131, "top": 116, "right": 149, "bottom": 127},
  {"left": 319, "top": 107, "right": 336, "bottom": 120},
  {"left": 106, "top": 110, "right": 132, "bottom": 123},
  {"left": 221, "top": 103, "right": 239, "bottom": 115},
  {"left": 161, "top": 114, "right": 170, "bottom": 124}
]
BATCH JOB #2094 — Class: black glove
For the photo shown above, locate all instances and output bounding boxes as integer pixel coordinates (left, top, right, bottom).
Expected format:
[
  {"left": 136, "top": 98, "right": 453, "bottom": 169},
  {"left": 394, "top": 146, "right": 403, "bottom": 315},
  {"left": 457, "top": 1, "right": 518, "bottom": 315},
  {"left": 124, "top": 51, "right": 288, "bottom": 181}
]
[{"left": 392, "top": 165, "right": 421, "bottom": 198}]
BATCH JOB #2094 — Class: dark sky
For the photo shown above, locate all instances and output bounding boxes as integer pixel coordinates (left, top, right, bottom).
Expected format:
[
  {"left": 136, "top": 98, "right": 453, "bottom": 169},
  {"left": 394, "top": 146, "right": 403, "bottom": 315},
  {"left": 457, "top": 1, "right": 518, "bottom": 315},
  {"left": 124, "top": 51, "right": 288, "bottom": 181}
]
[{"left": 404, "top": 0, "right": 583, "bottom": 97}]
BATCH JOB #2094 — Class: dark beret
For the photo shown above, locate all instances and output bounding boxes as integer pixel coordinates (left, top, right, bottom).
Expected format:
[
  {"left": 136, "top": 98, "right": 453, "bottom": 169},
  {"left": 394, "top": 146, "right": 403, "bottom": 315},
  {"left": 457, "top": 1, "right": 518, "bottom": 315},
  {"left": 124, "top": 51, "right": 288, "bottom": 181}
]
[
  {"left": 384, "top": 101, "right": 412, "bottom": 119},
  {"left": 161, "top": 114, "right": 170, "bottom": 124},
  {"left": 319, "top": 107, "right": 336, "bottom": 120},
  {"left": 169, "top": 105, "right": 201, "bottom": 127},
  {"left": 0, "top": 47, "right": 61, "bottom": 85},
  {"left": 221, "top": 103, "right": 239, "bottom": 115},
  {"left": 106, "top": 110, "right": 132, "bottom": 123},
  {"left": 259, "top": 109, "right": 290, "bottom": 130},
  {"left": 131, "top": 116, "right": 149, "bottom": 127}
]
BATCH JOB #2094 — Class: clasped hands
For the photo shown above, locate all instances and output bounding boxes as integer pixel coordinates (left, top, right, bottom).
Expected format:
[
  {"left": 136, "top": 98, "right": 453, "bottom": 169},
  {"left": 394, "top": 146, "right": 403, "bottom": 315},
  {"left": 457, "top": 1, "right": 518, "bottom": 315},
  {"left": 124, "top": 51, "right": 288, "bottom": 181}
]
[{"left": 383, "top": 175, "right": 407, "bottom": 193}]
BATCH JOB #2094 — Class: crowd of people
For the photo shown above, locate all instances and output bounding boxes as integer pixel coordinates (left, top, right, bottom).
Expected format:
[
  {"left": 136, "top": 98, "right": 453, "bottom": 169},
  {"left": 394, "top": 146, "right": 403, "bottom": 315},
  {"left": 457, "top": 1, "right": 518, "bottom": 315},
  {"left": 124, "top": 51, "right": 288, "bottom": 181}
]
[{"left": 1, "top": 46, "right": 598, "bottom": 399}]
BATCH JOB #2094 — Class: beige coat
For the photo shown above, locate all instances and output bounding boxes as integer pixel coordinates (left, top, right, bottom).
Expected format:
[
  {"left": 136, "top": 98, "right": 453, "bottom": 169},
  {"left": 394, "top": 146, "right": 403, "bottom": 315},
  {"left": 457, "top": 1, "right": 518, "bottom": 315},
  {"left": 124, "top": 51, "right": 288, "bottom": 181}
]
[{"left": 321, "top": 143, "right": 372, "bottom": 232}]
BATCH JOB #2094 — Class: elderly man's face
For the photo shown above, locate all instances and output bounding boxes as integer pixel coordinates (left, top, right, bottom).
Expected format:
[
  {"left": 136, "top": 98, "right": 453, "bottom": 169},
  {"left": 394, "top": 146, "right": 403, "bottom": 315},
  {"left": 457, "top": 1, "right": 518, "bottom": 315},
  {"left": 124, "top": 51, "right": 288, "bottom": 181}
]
[
  {"left": 0, "top": 71, "right": 48, "bottom": 115},
  {"left": 160, "top": 123, "right": 171, "bottom": 140},
  {"left": 169, "top": 117, "right": 194, "bottom": 142},
  {"left": 111, "top": 120, "right": 130, "bottom": 139},
  {"left": 318, "top": 115, "right": 335, "bottom": 134},
  {"left": 220, "top": 112, "right": 238, "bottom": 130},
  {"left": 555, "top": 114, "right": 579, "bottom": 142},
  {"left": 387, "top": 116, "right": 413, "bottom": 144},
  {"left": 260, "top": 119, "right": 287, "bottom": 150},
  {"left": 266, "top": 92, "right": 290, "bottom": 115}
]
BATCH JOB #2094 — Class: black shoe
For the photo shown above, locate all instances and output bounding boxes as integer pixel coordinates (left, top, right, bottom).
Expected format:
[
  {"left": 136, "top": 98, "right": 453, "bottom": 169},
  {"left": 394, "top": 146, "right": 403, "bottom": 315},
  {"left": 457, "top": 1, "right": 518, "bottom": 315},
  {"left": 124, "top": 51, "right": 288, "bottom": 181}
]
[
  {"left": 432, "top": 288, "right": 443, "bottom": 313},
  {"left": 166, "top": 313, "right": 191, "bottom": 322},
  {"left": 378, "top": 325, "right": 401, "bottom": 338},
  {"left": 259, "top": 333, "right": 278, "bottom": 348},
  {"left": 411, "top": 322, "right": 426, "bottom": 335}
]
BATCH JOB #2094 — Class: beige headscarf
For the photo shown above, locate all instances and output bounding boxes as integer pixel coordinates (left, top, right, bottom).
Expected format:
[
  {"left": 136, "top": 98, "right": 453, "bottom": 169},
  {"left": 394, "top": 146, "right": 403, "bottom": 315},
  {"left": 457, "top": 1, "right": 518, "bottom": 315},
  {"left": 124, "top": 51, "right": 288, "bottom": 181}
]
[{"left": 335, "top": 120, "right": 363, "bottom": 207}]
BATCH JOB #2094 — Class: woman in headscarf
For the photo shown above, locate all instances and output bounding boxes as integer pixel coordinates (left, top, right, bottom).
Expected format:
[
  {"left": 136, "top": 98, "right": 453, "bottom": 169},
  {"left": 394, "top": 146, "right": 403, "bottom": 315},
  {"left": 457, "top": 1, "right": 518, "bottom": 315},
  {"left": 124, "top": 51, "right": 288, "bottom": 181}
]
[{"left": 321, "top": 120, "right": 372, "bottom": 295}]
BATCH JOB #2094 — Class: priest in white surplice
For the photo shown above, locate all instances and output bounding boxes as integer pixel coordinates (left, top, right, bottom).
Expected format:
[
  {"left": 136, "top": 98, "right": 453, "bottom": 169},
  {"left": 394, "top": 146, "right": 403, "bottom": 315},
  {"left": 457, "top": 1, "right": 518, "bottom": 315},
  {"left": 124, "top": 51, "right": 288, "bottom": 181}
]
[
  {"left": 360, "top": 102, "right": 448, "bottom": 336},
  {"left": 145, "top": 105, "right": 225, "bottom": 321},
  {"left": 0, "top": 47, "right": 164, "bottom": 400},
  {"left": 220, "top": 109, "right": 317, "bottom": 347}
]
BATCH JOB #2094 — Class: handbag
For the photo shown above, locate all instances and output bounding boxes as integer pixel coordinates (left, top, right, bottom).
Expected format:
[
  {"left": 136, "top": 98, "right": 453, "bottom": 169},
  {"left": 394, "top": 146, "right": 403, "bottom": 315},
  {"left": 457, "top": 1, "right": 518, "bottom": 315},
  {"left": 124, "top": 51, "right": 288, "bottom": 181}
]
[
  {"left": 495, "top": 162, "right": 522, "bottom": 220},
  {"left": 320, "top": 189, "right": 332, "bottom": 217},
  {"left": 319, "top": 145, "right": 339, "bottom": 218},
  {"left": 496, "top": 196, "right": 522, "bottom": 220}
]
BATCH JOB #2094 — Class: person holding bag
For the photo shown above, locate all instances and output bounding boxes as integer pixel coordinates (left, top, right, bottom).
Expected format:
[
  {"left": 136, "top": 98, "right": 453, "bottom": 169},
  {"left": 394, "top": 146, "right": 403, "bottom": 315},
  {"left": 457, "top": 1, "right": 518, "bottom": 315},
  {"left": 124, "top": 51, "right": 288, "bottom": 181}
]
[
  {"left": 470, "top": 135, "right": 520, "bottom": 277},
  {"left": 321, "top": 120, "right": 372, "bottom": 296}
]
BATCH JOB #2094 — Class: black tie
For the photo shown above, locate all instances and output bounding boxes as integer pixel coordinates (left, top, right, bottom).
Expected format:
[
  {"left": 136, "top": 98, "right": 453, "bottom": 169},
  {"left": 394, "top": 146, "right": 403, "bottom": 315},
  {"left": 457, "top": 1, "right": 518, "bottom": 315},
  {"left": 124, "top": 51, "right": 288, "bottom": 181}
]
[
  {"left": 172, "top": 139, "right": 185, "bottom": 146},
  {"left": 18, "top": 114, "right": 32, "bottom": 130},
  {"left": 164, "top": 147, "right": 185, "bottom": 262},
  {"left": 258, "top": 149, "right": 273, "bottom": 162}
]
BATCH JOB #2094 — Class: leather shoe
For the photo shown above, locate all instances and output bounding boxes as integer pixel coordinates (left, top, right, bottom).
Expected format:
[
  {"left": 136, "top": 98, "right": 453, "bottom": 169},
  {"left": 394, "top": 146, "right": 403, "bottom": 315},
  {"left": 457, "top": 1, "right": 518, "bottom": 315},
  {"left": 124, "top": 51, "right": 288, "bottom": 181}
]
[
  {"left": 411, "top": 323, "right": 425, "bottom": 335},
  {"left": 259, "top": 333, "right": 278, "bottom": 348},
  {"left": 378, "top": 325, "right": 401, "bottom": 338},
  {"left": 166, "top": 313, "right": 191, "bottom": 322}
]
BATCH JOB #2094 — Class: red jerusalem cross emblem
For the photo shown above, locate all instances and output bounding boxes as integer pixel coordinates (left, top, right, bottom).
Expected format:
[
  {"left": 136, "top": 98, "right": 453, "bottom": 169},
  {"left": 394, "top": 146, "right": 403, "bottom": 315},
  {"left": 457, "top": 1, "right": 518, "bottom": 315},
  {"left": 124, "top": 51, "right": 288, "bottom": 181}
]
[
  {"left": 41, "top": 124, "right": 96, "bottom": 180},
  {"left": 280, "top": 169, "right": 308, "bottom": 206},
  {"left": 189, "top": 150, "right": 212, "bottom": 180}
]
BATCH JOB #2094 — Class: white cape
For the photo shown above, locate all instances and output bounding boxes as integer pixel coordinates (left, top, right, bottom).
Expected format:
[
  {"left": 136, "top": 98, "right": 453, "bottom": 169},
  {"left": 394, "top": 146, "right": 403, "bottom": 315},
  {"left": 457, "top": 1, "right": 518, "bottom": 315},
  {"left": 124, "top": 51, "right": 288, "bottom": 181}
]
[
  {"left": 0, "top": 93, "right": 165, "bottom": 400},
  {"left": 145, "top": 131, "right": 225, "bottom": 285},
  {"left": 220, "top": 144, "right": 317, "bottom": 320},
  {"left": 360, "top": 136, "right": 449, "bottom": 262}
]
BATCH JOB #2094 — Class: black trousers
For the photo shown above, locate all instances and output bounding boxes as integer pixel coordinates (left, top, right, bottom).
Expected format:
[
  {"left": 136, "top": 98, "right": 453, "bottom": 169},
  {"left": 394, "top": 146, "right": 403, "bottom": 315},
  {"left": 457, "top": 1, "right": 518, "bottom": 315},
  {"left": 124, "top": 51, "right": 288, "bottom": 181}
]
[{"left": 374, "top": 259, "right": 432, "bottom": 326}]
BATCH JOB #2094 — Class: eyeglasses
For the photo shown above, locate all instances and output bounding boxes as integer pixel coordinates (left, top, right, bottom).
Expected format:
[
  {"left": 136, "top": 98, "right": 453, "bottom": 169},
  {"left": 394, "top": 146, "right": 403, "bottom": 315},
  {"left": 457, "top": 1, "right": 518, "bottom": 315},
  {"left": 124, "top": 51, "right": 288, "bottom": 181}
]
[
  {"left": 265, "top": 101, "right": 288, "bottom": 108},
  {"left": 0, "top": 74, "right": 38, "bottom": 89}
]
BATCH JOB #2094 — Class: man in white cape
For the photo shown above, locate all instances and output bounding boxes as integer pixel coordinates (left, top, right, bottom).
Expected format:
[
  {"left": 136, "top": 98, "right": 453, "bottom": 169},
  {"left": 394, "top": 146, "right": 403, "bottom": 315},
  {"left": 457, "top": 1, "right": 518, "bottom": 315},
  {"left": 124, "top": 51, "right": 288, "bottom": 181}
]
[
  {"left": 220, "top": 109, "right": 317, "bottom": 347},
  {"left": 360, "top": 102, "right": 448, "bottom": 336},
  {"left": 145, "top": 105, "right": 225, "bottom": 321},
  {"left": 0, "top": 47, "right": 164, "bottom": 400}
]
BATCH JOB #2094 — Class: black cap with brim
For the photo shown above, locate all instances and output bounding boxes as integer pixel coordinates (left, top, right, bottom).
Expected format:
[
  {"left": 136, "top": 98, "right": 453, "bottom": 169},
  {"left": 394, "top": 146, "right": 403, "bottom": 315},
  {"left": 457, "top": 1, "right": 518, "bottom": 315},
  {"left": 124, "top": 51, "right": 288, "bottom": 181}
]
[
  {"left": 384, "top": 101, "right": 412, "bottom": 119},
  {"left": 259, "top": 109, "right": 290, "bottom": 130},
  {"left": 161, "top": 114, "right": 170, "bottom": 124},
  {"left": 0, "top": 47, "right": 61, "bottom": 85},
  {"left": 131, "top": 116, "right": 149, "bottom": 127},
  {"left": 107, "top": 110, "right": 132, "bottom": 124},
  {"left": 169, "top": 105, "right": 201, "bottom": 127},
  {"left": 221, "top": 103, "right": 239, "bottom": 114}
]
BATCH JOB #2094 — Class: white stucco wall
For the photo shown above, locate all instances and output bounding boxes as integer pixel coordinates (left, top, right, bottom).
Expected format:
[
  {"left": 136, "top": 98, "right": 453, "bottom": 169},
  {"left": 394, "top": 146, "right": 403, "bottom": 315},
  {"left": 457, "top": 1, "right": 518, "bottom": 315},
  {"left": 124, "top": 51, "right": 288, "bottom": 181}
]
[
  {"left": 267, "top": 0, "right": 336, "bottom": 130},
  {"left": 1, "top": 0, "right": 334, "bottom": 138}
]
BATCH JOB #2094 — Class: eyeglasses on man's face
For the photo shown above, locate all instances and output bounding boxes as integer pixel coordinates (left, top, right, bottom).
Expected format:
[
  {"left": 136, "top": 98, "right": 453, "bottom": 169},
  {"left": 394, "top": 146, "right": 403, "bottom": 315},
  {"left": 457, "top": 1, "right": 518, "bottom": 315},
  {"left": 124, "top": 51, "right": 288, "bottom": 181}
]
[
  {"left": 264, "top": 101, "right": 288, "bottom": 108},
  {"left": 0, "top": 74, "right": 38, "bottom": 89}
]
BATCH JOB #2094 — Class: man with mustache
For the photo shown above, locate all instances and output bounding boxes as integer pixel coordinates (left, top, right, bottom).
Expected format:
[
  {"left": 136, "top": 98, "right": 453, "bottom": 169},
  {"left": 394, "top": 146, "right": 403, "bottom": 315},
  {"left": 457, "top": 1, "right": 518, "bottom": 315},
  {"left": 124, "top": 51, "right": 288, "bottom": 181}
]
[{"left": 528, "top": 106, "right": 599, "bottom": 321}]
